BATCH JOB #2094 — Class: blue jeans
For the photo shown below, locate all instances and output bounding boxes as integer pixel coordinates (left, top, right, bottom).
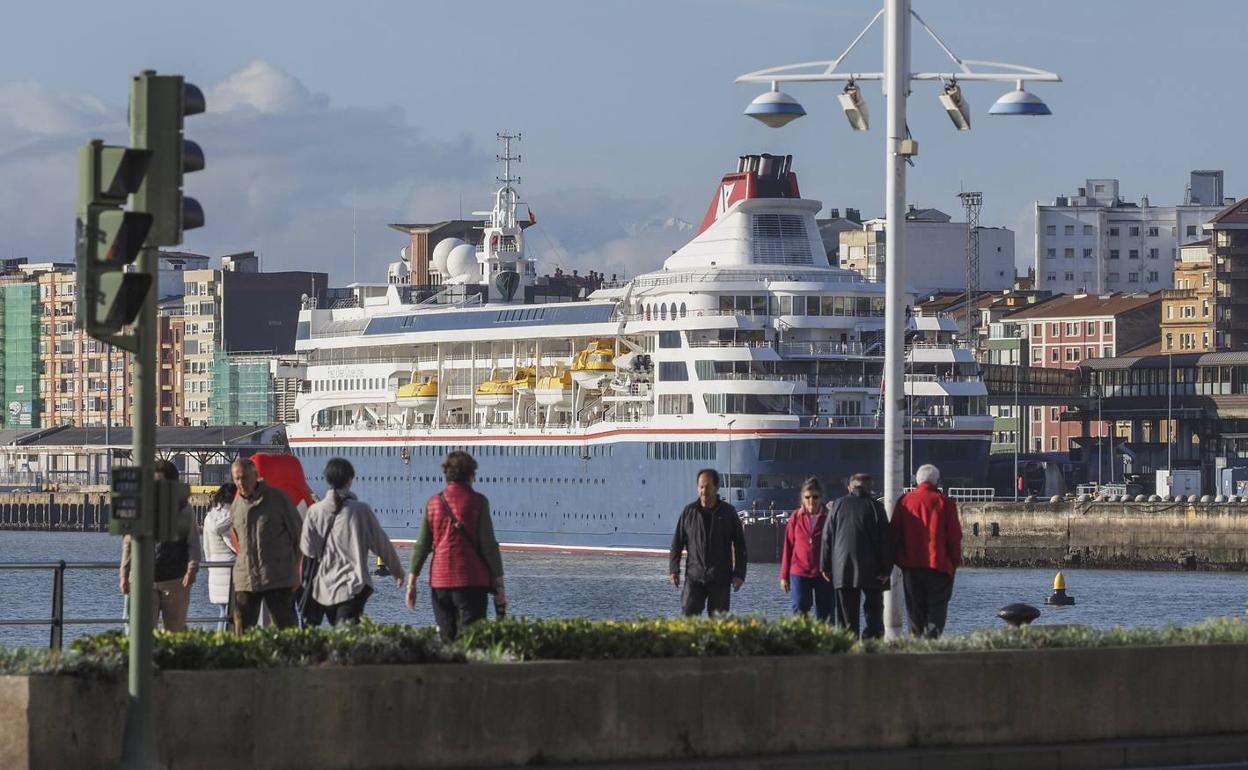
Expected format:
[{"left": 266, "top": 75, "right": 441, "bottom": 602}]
[{"left": 790, "top": 574, "right": 836, "bottom": 621}]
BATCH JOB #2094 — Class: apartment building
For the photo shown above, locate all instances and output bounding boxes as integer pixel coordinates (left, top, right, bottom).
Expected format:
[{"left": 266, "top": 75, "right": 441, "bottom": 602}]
[
  {"left": 839, "top": 206, "right": 1015, "bottom": 293},
  {"left": 182, "top": 253, "right": 327, "bottom": 425},
  {"left": 1161, "top": 240, "right": 1214, "bottom": 353},
  {"left": 1211, "top": 198, "right": 1248, "bottom": 350},
  {"left": 1003, "top": 293, "right": 1162, "bottom": 453},
  {"left": 36, "top": 269, "right": 130, "bottom": 428},
  {"left": 1035, "top": 171, "right": 1228, "bottom": 295}
]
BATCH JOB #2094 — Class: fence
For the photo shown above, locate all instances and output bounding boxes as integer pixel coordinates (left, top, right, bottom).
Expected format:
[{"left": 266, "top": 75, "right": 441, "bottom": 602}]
[{"left": 0, "top": 559, "right": 234, "bottom": 650}]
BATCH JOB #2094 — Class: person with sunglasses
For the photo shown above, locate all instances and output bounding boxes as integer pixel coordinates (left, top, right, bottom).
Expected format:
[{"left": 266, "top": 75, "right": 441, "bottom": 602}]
[{"left": 779, "top": 477, "right": 835, "bottom": 621}]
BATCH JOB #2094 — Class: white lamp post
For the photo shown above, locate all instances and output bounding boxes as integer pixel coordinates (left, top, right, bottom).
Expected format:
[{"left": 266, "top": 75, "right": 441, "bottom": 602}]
[{"left": 736, "top": 0, "right": 1060, "bottom": 638}]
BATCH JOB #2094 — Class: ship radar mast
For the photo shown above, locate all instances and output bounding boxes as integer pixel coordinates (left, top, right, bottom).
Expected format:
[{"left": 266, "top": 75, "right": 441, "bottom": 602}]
[{"left": 473, "top": 131, "right": 530, "bottom": 301}]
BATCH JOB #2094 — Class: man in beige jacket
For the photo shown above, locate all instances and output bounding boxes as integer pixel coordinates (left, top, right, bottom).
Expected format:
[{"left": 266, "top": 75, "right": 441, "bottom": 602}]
[{"left": 209, "top": 457, "right": 303, "bottom": 631}]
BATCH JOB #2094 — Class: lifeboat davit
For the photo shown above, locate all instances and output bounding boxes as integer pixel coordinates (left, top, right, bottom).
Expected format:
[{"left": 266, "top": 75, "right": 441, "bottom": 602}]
[
  {"left": 535, "top": 370, "right": 573, "bottom": 407},
  {"left": 571, "top": 340, "right": 616, "bottom": 388},
  {"left": 396, "top": 376, "right": 438, "bottom": 412}
]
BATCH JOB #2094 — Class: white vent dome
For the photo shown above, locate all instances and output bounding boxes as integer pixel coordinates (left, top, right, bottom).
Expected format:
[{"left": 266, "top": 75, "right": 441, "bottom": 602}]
[
  {"left": 445, "top": 243, "right": 478, "bottom": 283},
  {"left": 431, "top": 238, "right": 465, "bottom": 276}
]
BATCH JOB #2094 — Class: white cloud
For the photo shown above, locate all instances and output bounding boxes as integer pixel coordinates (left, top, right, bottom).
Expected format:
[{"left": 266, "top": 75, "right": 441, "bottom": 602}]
[{"left": 0, "top": 62, "right": 684, "bottom": 285}]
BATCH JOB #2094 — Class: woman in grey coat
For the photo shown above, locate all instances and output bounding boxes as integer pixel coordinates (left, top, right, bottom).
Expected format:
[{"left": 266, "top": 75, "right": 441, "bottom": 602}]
[
  {"left": 300, "top": 458, "right": 405, "bottom": 625},
  {"left": 821, "top": 473, "right": 895, "bottom": 639}
]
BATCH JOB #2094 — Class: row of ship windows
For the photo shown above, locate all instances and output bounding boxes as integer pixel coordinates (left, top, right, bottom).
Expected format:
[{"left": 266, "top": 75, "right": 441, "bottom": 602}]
[
  {"left": 645, "top": 441, "right": 719, "bottom": 461},
  {"left": 641, "top": 295, "right": 885, "bottom": 322},
  {"left": 300, "top": 445, "right": 616, "bottom": 460}
]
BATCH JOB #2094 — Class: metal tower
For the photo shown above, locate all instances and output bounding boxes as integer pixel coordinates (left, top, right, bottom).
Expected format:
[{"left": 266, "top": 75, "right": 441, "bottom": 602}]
[
  {"left": 496, "top": 131, "right": 522, "bottom": 187},
  {"left": 958, "top": 191, "right": 983, "bottom": 345}
]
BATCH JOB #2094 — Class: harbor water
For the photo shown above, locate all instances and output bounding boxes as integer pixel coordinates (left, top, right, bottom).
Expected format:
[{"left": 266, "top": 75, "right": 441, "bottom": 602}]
[{"left": 1, "top": 531, "right": 1246, "bottom": 649}]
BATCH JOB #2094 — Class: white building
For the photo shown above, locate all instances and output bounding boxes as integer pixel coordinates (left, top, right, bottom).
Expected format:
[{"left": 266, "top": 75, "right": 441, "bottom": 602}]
[
  {"left": 837, "top": 207, "right": 1015, "bottom": 294},
  {"left": 1034, "top": 171, "right": 1228, "bottom": 295}
]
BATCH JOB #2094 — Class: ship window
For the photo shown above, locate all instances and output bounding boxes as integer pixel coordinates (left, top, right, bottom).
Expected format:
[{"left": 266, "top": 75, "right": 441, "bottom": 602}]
[
  {"left": 659, "top": 362, "right": 689, "bottom": 381},
  {"left": 680, "top": 303, "right": 687, "bottom": 318},
  {"left": 658, "top": 331, "right": 681, "bottom": 348},
  {"left": 660, "top": 304, "right": 668, "bottom": 321},
  {"left": 779, "top": 296, "right": 793, "bottom": 315},
  {"left": 751, "top": 214, "right": 813, "bottom": 265}
]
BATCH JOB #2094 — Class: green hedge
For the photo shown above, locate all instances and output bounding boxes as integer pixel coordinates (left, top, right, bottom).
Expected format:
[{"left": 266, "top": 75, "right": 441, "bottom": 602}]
[{"left": 3, "top": 616, "right": 1247, "bottom": 677}]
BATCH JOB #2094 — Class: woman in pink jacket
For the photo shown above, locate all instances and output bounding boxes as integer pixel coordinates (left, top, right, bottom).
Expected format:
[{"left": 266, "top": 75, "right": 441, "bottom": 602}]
[{"left": 779, "top": 477, "right": 835, "bottom": 621}]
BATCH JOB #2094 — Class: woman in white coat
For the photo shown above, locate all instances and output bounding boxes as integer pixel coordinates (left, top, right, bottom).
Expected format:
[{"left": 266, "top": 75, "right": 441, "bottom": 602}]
[{"left": 201, "top": 483, "right": 237, "bottom": 631}]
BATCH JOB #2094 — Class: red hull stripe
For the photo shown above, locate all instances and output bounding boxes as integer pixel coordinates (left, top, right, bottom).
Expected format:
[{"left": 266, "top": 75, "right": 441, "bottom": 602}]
[{"left": 290, "top": 427, "right": 990, "bottom": 444}]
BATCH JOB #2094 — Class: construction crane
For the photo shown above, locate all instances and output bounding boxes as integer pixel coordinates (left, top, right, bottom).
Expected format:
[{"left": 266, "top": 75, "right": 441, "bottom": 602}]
[{"left": 958, "top": 191, "right": 983, "bottom": 347}]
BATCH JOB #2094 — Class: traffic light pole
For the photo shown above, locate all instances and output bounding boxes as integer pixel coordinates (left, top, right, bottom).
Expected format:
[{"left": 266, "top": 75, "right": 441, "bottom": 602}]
[{"left": 120, "top": 259, "right": 160, "bottom": 768}]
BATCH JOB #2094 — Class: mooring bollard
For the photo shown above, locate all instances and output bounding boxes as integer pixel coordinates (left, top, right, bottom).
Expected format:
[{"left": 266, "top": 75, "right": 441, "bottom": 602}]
[{"left": 998, "top": 603, "right": 1041, "bottom": 627}]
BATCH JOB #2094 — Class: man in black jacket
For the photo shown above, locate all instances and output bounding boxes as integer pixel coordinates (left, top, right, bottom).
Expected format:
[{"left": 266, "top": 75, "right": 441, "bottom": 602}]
[
  {"left": 821, "top": 473, "right": 894, "bottom": 638},
  {"left": 668, "top": 468, "right": 748, "bottom": 616}
]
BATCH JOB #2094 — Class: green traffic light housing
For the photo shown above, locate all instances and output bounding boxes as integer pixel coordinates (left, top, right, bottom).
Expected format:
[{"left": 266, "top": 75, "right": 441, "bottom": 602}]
[{"left": 131, "top": 72, "right": 206, "bottom": 246}]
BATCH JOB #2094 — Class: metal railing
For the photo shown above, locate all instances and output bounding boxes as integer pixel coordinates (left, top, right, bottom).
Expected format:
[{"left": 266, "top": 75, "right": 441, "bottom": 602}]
[{"left": 0, "top": 559, "right": 235, "bottom": 651}]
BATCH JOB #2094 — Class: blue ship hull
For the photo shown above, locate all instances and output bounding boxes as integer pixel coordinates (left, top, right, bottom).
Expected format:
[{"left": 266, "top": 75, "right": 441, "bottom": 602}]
[{"left": 292, "top": 432, "right": 988, "bottom": 549}]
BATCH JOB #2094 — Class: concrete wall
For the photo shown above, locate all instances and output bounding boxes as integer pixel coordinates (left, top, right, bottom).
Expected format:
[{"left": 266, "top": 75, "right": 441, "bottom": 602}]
[
  {"left": 5, "top": 644, "right": 1248, "bottom": 769},
  {"left": 959, "top": 499, "right": 1248, "bottom": 569}
]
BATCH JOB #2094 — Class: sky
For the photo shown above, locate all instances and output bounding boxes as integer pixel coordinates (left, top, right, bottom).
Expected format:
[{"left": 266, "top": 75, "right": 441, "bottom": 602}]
[{"left": 0, "top": 0, "right": 1243, "bottom": 284}]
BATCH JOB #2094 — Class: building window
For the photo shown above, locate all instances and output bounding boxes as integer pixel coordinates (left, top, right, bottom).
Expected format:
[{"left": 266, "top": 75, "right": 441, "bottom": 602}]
[
  {"left": 1065, "top": 322, "right": 1078, "bottom": 335},
  {"left": 1066, "top": 348, "right": 1080, "bottom": 361},
  {"left": 1203, "top": 332, "right": 1210, "bottom": 348},
  {"left": 1087, "top": 321, "right": 1097, "bottom": 334},
  {"left": 1128, "top": 249, "right": 1139, "bottom": 260},
  {"left": 1031, "top": 348, "right": 1042, "bottom": 363},
  {"left": 1148, "top": 248, "right": 1159, "bottom": 259},
  {"left": 1046, "top": 248, "right": 1056, "bottom": 259},
  {"left": 1103, "top": 346, "right": 1112, "bottom": 356},
  {"left": 1187, "top": 225, "right": 1198, "bottom": 237},
  {"left": 1046, "top": 272, "right": 1056, "bottom": 283},
  {"left": 1109, "top": 249, "right": 1120, "bottom": 260},
  {"left": 1203, "top": 300, "right": 1209, "bottom": 317},
  {"left": 1109, "top": 227, "right": 1120, "bottom": 237},
  {"left": 1050, "top": 322, "right": 1060, "bottom": 335},
  {"left": 1064, "top": 248, "right": 1075, "bottom": 259},
  {"left": 1083, "top": 225, "right": 1094, "bottom": 236},
  {"left": 1051, "top": 436, "right": 1059, "bottom": 451},
  {"left": 1128, "top": 272, "right": 1139, "bottom": 283},
  {"left": 1045, "top": 225, "right": 1056, "bottom": 236},
  {"left": 1050, "top": 407, "right": 1059, "bottom": 420},
  {"left": 1087, "top": 347, "right": 1096, "bottom": 359},
  {"left": 1083, "top": 248, "right": 1093, "bottom": 259},
  {"left": 1129, "top": 226, "right": 1140, "bottom": 237},
  {"left": 1147, "top": 271, "right": 1159, "bottom": 283},
  {"left": 1031, "top": 323, "right": 1041, "bottom": 337},
  {"left": 1104, "top": 321, "right": 1113, "bottom": 335},
  {"left": 1064, "top": 272, "right": 1074, "bottom": 281},
  {"left": 1064, "top": 225, "right": 1074, "bottom": 236},
  {"left": 1166, "top": 333, "right": 1173, "bottom": 350},
  {"left": 1050, "top": 348, "right": 1059, "bottom": 362},
  {"left": 1148, "top": 227, "right": 1159, "bottom": 237}
]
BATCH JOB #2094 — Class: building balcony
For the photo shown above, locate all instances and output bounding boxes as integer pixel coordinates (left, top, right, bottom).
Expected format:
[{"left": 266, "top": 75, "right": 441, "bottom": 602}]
[{"left": 1162, "top": 289, "right": 1197, "bottom": 300}]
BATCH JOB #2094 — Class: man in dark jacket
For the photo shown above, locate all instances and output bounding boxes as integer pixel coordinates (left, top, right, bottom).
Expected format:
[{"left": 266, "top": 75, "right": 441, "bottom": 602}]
[
  {"left": 822, "top": 473, "right": 893, "bottom": 638},
  {"left": 668, "top": 468, "right": 747, "bottom": 616},
  {"left": 892, "top": 464, "right": 962, "bottom": 639}
]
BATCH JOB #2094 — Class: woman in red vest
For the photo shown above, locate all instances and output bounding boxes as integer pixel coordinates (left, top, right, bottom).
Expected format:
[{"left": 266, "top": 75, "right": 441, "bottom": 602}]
[{"left": 405, "top": 451, "right": 507, "bottom": 640}]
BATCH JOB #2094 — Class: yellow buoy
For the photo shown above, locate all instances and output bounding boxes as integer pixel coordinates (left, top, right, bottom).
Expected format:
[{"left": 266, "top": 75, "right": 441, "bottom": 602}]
[{"left": 1046, "top": 571, "right": 1074, "bottom": 606}]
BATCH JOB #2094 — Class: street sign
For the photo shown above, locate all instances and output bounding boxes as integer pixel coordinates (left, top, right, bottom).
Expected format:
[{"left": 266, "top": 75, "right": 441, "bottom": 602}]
[{"left": 109, "top": 466, "right": 145, "bottom": 535}]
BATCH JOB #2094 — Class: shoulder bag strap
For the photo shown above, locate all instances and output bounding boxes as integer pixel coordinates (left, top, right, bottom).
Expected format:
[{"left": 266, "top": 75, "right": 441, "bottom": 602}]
[{"left": 438, "top": 491, "right": 493, "bottom": 578}]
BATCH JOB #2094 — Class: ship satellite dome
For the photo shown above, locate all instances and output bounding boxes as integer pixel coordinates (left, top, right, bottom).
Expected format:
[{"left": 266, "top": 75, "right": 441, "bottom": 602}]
[
  {"left": 446, "top": 243, "right": 478, "bottom": 282},
  {"left": 432, "top": 238, "right": 465, "bottom": 276}
]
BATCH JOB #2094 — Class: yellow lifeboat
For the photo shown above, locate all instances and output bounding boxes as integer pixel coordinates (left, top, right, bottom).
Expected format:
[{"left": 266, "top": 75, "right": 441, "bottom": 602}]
[
  {"left": 535, "top": 369, "right": 573, "bottom": 407},
  {"left": 571, "top": 340, "right": 616, "bottom": 387},
  {"left": 476, "top": 367, "right": 535, "bottom": 406},
  {"left": 396, "top": 376, "right": 438, "bottom": 412}
]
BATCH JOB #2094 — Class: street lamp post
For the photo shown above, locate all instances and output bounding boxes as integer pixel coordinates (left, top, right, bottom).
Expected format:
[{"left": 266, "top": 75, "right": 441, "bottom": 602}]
[{"left": 737, "top": 1, "right": 1059, "bottom": 638}]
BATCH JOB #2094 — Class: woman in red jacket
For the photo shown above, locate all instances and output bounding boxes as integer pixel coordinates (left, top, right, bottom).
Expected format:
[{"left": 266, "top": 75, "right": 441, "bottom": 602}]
[{"left": 779, "top": 477, "right": 835, "bottom": 621}]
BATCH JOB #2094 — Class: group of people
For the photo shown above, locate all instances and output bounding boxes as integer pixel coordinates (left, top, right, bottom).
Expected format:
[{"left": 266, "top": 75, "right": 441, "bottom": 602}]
[
  {"left": 119, "top": 451, "right": 505, "bottom": 642},
  {"left": 121, "top": 450, "right": 959, "bottom": 641},
  {"left": 668, "top": 464, "right": 962, "bottom": 639}
]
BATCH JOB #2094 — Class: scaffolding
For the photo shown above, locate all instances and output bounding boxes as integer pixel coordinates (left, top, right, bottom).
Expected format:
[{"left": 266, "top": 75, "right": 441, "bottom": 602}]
[
  {"left": 2, "top": 284, "right": 40, "bottom": 429},
  {"left": 958, "top": 191, "right": 983, "bottom": 345},
  {"left": 210, "top": 352, "right": 275, "bottom": 426}
]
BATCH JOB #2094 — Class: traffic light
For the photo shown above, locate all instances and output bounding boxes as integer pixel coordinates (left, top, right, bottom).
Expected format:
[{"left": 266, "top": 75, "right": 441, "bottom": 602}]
[
  {"left": 130, "top": 71, "right": 205, "bottom": 246},
  {"left": 75, "top": 139, "right": 153, "bottom": 345}
]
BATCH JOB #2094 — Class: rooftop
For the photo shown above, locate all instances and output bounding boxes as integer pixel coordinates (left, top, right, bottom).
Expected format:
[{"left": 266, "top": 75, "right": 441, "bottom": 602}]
[{"left": 1003, "top": 292, "right": 1161, "bottom": 321}]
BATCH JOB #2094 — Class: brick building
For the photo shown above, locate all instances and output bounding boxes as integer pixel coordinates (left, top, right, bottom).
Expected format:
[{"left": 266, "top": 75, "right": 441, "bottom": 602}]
[{"left": 1002, "top": 293, "right": 1162, "bottom": 453}]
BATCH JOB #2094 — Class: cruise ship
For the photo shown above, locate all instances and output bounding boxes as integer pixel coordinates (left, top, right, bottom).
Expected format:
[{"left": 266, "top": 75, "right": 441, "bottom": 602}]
[{"left": 286, "top": 147, "right": 990, "bottom": 549}]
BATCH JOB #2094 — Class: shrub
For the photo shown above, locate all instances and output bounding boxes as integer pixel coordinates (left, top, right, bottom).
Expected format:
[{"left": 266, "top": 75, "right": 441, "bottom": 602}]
[{"left": 458, "top": 615, "right": 859, "bottom": 661}]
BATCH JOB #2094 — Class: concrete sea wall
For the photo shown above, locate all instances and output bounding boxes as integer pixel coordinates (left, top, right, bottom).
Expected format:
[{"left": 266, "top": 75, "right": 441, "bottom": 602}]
[
  {"left": 4, "top": 644, "right": 1248, "bottom": 769},
  {"left": 959, "top": 500, "right": 1248, "bottom": 570}
]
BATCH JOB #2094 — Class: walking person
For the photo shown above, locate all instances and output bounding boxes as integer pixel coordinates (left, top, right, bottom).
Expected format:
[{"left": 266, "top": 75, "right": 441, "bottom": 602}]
[
  {"left": 119, "top": 460, "right": 201, "bottom": 632},
  {"left": 405, "top": 451, "right": 506, "bottom": 642},
  {"left": 210, "top": 457, "right": 303, "bottom": 632},
  {"left": 201, "top": 483, "right": 237, "bottom": 632},
  {"left": 668, "top": 468, "right": 747, "bottom": 616},
  {"left": 301, "top": 458, "right": 405, "bottom": 625},
  {"left": 822, "top": 473, "right": 894, "bottom": 639},
  {"left": 779, "top": 477, "right": 834, "bottom": 621},
  {"left": 892, "top": 464, "right": 962, "bottom": 639}
]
